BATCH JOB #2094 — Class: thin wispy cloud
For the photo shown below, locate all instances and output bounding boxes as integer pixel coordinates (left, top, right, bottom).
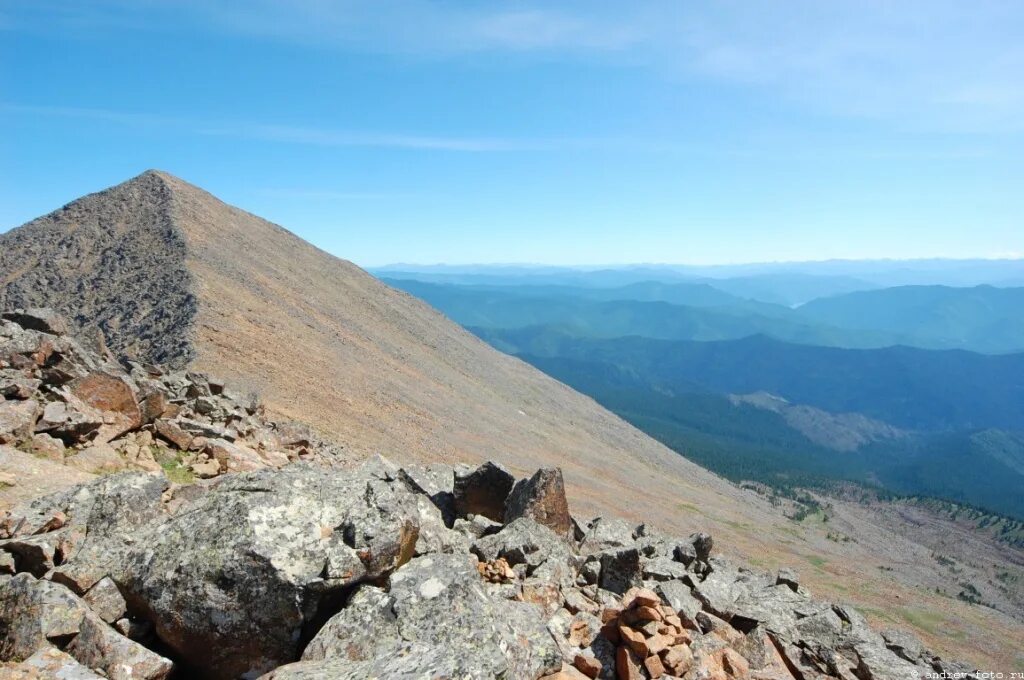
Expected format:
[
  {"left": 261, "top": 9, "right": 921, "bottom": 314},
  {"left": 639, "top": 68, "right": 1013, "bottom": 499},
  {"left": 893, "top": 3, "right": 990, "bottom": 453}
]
[
  {"left": 9, "top": 0, "right": 1019, "bottom": 133},
  {"left": 0, "top": 102, "right": 586, "bottom": 152}
]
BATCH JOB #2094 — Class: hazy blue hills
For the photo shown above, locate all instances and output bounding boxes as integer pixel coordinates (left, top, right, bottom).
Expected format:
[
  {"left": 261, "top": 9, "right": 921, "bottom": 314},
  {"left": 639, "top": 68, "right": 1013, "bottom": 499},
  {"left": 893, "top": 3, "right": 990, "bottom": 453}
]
[
  {"left": 380, "top": 265, "right": 1024, "bottom": 519},
  {"left": 477, "top": 327, "right": 1024, "bottom": 432},
  {"left": 478, "top": 331, "right": 1024, "bottom": 519},
  {"left": 798, "top": 285, "right": 1024, "bottom": 354},
  {"left": 384, "top": 278, "right": 909, "bottom": 348},
  {"left": 692, "top": 272, "right": 878, "bottom": 306},
  {"left": 385, "top": 278, "right": 1021, "bottom": 353}
]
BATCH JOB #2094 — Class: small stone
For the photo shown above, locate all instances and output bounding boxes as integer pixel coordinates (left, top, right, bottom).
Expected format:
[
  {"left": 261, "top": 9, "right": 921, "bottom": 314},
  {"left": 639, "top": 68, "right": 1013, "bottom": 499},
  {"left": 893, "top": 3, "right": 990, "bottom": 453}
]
[
  {"left": 643, "top": 652, "right": 666, "bottom": 678},
  {"left": 615, "top": 645, "right": 645, "bottom": 680},
  {"left": 573, "top": 653, "right": 602, "bottom": 679},
  {"left": 663, "top": 644, "right": 695, "bottom": 675},
  {"left": 82, "top": 576, "right": 127, "bottom": 623}
]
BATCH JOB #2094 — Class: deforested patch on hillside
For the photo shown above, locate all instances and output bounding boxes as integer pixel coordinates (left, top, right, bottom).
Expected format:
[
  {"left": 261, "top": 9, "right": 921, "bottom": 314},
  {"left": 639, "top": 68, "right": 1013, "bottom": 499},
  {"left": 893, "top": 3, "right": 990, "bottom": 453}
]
[{"left": 0, "top": 171, "right": 196, "bottom": 367}]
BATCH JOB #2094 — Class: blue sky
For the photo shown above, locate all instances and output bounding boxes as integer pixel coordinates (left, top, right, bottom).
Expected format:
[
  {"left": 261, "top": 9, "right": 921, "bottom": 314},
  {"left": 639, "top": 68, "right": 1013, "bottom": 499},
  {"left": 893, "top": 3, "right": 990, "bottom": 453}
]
[{"left": 1, "top": 1, "right": 1022, "bottom": 266}]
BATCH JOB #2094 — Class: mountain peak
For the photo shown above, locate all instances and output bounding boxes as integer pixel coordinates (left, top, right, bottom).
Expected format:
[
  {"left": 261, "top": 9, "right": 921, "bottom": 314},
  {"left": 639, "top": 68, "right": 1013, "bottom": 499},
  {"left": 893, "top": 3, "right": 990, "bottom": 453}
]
[{"left": 0, "top": 175, "right": 748, "bottom": 550}]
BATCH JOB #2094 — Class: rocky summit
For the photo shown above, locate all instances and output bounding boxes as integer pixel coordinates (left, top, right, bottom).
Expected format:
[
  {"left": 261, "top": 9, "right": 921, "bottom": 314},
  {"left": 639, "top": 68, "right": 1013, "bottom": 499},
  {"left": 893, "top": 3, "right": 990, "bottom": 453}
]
[{"left": 1, "top": 310, "right": 975, "bottom": 678}]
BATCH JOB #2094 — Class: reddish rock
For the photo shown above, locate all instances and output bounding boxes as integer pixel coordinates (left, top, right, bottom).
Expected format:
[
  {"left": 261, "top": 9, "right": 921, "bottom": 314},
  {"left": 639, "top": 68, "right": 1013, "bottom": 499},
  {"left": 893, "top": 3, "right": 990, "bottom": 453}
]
[
  {"left": 138, "top": 391, "right": 169, "bottom": 424},
  {"left": 504, "top": 467, "right": 572, "bottom": 538},
  {"left": 154, "top": 419, "right": 192, "bottom": 449},
  {"left": 619, "top": 624, "right": 649, "bottom": 657},
  {"left": 573, "top": 653, "right": 602, "bottom": 679},
  {"left": 615, "top": 645, "right": 645, "bottom": 680},
  {"left": 69, "top": 372, "right": 142, "bottom": 442},
  {"left": 644, "top": 652, "right": 666, "bottom": 678},
  {"left": 622, "top": 587, "right": 661, "bottom": 610}
]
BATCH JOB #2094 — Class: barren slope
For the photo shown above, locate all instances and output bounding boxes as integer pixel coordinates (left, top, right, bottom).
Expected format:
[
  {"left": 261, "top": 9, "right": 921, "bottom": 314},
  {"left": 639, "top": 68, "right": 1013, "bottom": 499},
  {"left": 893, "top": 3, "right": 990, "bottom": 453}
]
[{"left": 2, "top": 171, "right": 1021, "bottom": 668}]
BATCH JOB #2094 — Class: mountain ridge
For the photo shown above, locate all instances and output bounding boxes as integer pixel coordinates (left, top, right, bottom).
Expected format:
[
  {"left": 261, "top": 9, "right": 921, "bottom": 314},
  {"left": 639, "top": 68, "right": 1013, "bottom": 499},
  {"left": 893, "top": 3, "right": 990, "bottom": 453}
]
[{"left": 4, "top": 171, "right": 1022, "bottom": 669}]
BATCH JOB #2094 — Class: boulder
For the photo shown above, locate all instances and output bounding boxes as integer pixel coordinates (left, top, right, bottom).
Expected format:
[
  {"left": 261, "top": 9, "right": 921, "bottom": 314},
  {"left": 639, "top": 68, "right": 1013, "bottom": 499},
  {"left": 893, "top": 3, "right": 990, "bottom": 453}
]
[
  {"left": 35, "top": 400, "right": 103, "bottom": 444},
  {"left": 1, "top": 308, "right": 69, "bottom": 336},
  {"left": 472, "top": 517, "right": 574, "bottom": 586},
  {"left": 117, "top": 462, "right": 422, "bottom": 679},
  {"left": 776, "top": 567, "right": 800, "bottom": 593},
  {"left": 453, "top": 461, "right": 515, "bottom": 522},
  {"left": 655, "top": 579, "right": 702, "bottom": 623},
  {"left": 0, "top": 573, "right": 88, "bottom": 660},
  {"left": 0, "top": 374, "right": 41, "bottom": 400},
  {"left": 505, "top": 467, "right": 573, "bottom": 538},
  {"left": 0, "top": 399, "right": 38, "bottom": 445},
  {"left": 6, "top": 472, "right": 168, "bottom": 594},
  {"left": 65, "top": 442, "right": 128, "bottom": 474},
  {"left": 30, "top": 432, "right": 66, "bottom": 461},
  {"left": 398, "top": 462, "right": 456, "bottom": 525},
  {"left": 303, "top": 553, "right": 561, "bottom": 678},
  {"left": 67, "top": 373, "right": 142, "bottom": 443},
  {"left": 65, "top": 613, "right": 173, "bottom": 680},
  {"left": 579, "top": 517, "right": 635, "bottom": 554},
  {"left": 204, "top": 437, "right": 266, "bottom": 473},
  {"left": 598, "top": 547, "right": 642, "bottom": 595},
  {"left": 3, "top": 647, "right": 104, "bottom": 679},
  {"left": 82, "top": 576, "right": 127, "bottom": 624}
]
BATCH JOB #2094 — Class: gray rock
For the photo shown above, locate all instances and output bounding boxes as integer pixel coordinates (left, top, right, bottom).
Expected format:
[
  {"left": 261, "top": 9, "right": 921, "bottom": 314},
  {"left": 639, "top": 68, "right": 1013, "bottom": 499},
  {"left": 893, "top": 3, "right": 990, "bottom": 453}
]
[
  {"left": 453, "top": 513, "right": 501, "bottom": 540},
  {"left": 690, "top": 564, "right": 742, "bottom": 620},
  {"left": 655, "top": 579, "right": 702, "bottom": 623},
  {"left": 673, "top": 540, "right": 697, "bottom": 565},
  {"left": 117, "top": 462, "right": 422, "bottom": 679},
  {"left": 472, "top": 517, "right": 574, "bottom": 586},
  {"left": 0, "top": 573, "right": 87, "bottom": 661},
  {"left": 35, "top": 473, "right": 169, "bottom": 594},
  {"left": 691, "top": 531, "right": 713, "bottom": 560},
  {"left": 453, "top": 461, "right": 516, "bottom": 522},
  {"left": 399, "top": 463, "right": 456, "bottom": 526},
  {"left": 82, "top": 576, "right": 127, "bottom": 624},
  {"left": 65, "top": 613, "right": 173, "bottom": 680},
  {"left": 0, "top": 399, "right": 38, "bottom": 445},
  {"left": 881, "top": 627, "right": 925, "bottom": 664},
  {"left": 304, "top": 553, "right": 561, "bottom": 678},
  {"left": 776, "top": 566, "right": 800, "bottom": 592},
  {"left": 598, "top": 547, "right": 641, "bottom": 594},
  {"left": 1, "top": 308, "right": 69, "bottom": 336},
  {"left": 8, "top": 647, "right": 104, "bottom": 679},
  {"left": 577, "top": 554, "right": 601, "bottom": 585},
  {"left": 731, "top": 583, "right": 818, "bottom": 636},
  {"left": 0, "top": 529, "right": 76, "bottom": 577},
  {"left": 642, "top": 556, "right": 689, "bottom": 582},
  {"left": 851, "top": 639, "right": 929, "bottom": 680},
  {"left": 578, "top": 516, "right": 635, "bottom": 555}
]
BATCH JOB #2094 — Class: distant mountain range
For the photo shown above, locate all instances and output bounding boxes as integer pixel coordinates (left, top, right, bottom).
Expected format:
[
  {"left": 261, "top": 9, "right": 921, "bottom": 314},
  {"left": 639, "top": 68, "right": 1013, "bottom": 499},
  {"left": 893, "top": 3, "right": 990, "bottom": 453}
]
[
  {"left": 798, "top": 285, "right": 1024, "bottom": 354},
  {"left": 374, "top": 258, "right": 1024, "bottom": 303},
  {"left": 380, "top": 270, "right": 1024, "bottom": 520},
  {"left": 385, "top": 278, "right": 1024, "bottom": 354}
]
